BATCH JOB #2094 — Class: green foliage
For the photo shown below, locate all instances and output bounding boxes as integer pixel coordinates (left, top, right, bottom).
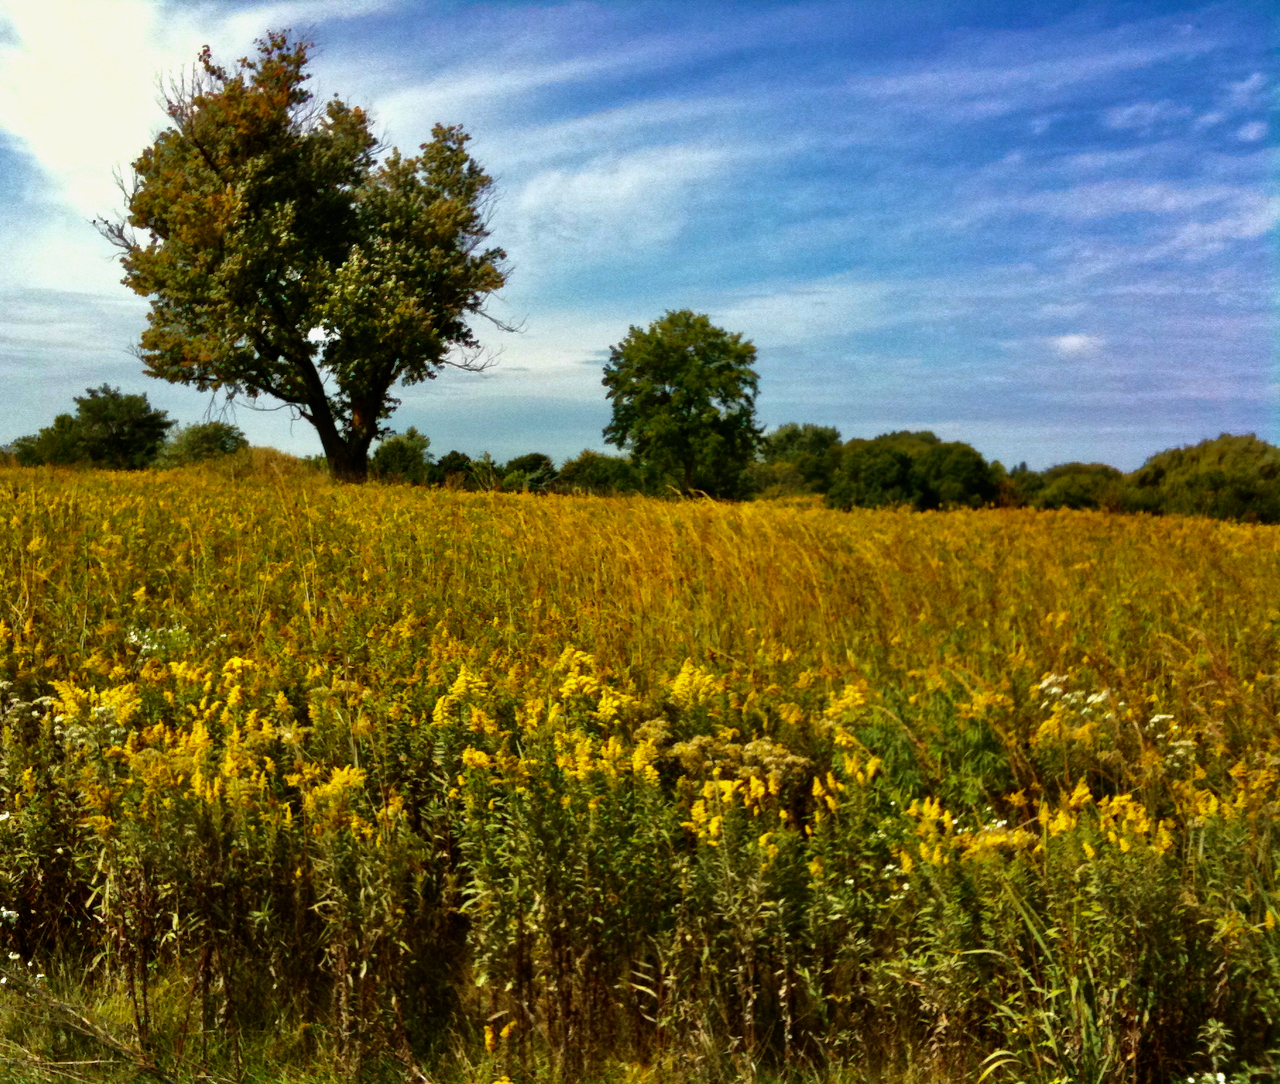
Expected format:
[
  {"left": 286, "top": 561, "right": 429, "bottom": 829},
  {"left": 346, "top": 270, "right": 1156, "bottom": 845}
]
[
  {"left": 1031, "top": 462, "right": 1124, "bottom": 510},
  {"left": 502, "top": 452, "right": 558, "bottom": 492},
  {"left": 1125, "top": 433, "right": 1280, "bottom": 522},
  {"left": 913, "top": 441, "right": 999, "bottom": 509},
  {"left": 554, "top": 449, "right": 643, "bottom": 494},
  {"left": 752, "top": 423, "right": 843, "bottom": 496},
  {"left": 13, "top": 385, "right": 173, "bottom": 470},
  {"left": 999, "top": 436, "right": 1280, "bottom": 522},
  {"left": 370, "top": 426, "right": 433, "bottom": 485},
  {"left": 826, "top": 442, "right": 916, "bottom": 509},
  {"left": 436, "top": 449, "right": 473, "bottom": 487},
  {"left": 603, "top": 310, "right": 763, "bottom": 498},
  {"left": 155, "top": 420, "right": 249, "bottom": 467},
  {"left": 103, "top": 32, "right": 507, "bottom": 483},
  {"left": 826, "top": 431, "right": 997, "bottom": 511}
]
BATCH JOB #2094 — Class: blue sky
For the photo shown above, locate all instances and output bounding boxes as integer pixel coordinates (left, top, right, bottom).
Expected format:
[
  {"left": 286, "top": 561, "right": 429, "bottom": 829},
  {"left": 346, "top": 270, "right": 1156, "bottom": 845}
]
[{"left": 0, "top": 0, "right": 1274, "bottom": 470}]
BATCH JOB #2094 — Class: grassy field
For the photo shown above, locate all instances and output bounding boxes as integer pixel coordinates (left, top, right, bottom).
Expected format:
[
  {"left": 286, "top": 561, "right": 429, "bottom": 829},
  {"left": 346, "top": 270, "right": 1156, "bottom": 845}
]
[{"left": 1, "top": 459, "right": 1278, "bottom": 1083}]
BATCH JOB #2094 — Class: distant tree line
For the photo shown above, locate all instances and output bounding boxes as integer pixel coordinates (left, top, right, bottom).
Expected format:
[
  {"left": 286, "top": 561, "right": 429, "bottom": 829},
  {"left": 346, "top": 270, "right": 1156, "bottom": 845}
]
[
  {"left": 7, "top": 384, "right": 1280, "bottom": 523},
  {"left": 754, "top": 424, "right": 1280, "bottom": 523}
]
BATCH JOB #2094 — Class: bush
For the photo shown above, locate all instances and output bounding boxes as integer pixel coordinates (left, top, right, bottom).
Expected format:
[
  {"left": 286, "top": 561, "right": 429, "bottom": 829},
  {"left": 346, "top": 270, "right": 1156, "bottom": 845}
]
[
  {"left": 370, "top": 427, "right": 434, "bottom": 485},
  {"left": 827, "top": 431, "right": 997, "bottom": 511},
  {"left": 436, "top": 450, "right": 473, "bottom": 488},
  {"left": 756, "top": 423, "right": 842, "bottom": 496},
  {"left": 502, "top": 453, "right": 558, "bottom": 491},
  {"left": 1034, "top": 462, "right": 1124, "bottom": 510},
  {"left": 155, "top": 421, "right": 249, "bottom": 467},
  {"left": 827, "top": 443, "right": 916, "bottom": 510},
  {"left": 554, "top": 449, "right": 644, "bottom": 494},
  {"left": 913, "top": 441, "right": 999, "bottom": 509}
]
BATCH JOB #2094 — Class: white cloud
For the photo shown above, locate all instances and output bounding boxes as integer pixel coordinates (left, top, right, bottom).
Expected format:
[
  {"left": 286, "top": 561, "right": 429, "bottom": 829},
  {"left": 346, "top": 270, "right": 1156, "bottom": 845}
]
[
  {"left": 709, "top": 275, "right": 894, "bottom": 348},
  {"left": 1237, "top": 121, "right": 1268, "bottom": 142},
  {"left": 1020, "top": 180, "right": 1244, "bottom": 219},
  {"left": 1159, "top": 196, "right": 1280, "bottom": 258},
  {"left": 1050, "top": 334, "right": 1103, "bottom": 357},
  {"left": 0, "top": 0, "right": 409, "bottom": 221},
  {"left": 1104, "top": 100, "right": 1190, "bottom": 131},
  {"left": 498, "top": 144, "right": 734, "bottom": 270},
  {"left": 1226, "top": 72, "right": 1266, "bottom": 107},
  {"left": 0, "top": 0, "right": 372, "bottom": 226},
  {"left": 853, "top": 30, "right": 1215, "bottom": 121},
  {"left": 0, "top": 0, "right": 173, "bottom": 218}
]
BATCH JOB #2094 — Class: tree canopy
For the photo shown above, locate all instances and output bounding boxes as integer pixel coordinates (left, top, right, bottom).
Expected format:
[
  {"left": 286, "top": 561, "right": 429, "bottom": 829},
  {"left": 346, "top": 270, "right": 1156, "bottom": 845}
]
[
  {"left": 1126, "top": 433, "right": 1280, "bottom": 521},
  {"left": 156, "top": 421, "right": 249, "bottom": 467},
  {"left": 14, "top": 385, "right": 174, "bottom": 470},
  {"left": 825, "top": 431, "right": 998, "bottom": 511},
  {"left": 370, "top": 427, "right": 434, "bottom": 485},
  {"left": 602, "top": 310, "right": 762, "bottom": 497},
  {"left": 102, "top": 32, "right": 507, "bottom": 481}
]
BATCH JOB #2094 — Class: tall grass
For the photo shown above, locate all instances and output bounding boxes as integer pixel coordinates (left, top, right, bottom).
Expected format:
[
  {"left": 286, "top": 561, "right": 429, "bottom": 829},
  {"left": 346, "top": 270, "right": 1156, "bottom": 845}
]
[{"left": 0, "top": 465, "right": 1278, "bottom": 1082}]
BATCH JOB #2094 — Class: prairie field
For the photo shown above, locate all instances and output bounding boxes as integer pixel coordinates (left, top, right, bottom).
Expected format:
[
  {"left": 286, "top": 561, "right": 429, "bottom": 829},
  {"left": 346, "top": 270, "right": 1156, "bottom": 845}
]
[{"left": 1, "top": 461, "right": 1279, "bottom": 1083}]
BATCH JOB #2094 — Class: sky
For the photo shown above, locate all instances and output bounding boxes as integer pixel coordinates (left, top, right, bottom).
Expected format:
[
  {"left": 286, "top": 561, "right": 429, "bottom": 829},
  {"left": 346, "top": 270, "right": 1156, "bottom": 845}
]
[{"left": 0, "top": 0, "right": 1274, "bottom": 470}]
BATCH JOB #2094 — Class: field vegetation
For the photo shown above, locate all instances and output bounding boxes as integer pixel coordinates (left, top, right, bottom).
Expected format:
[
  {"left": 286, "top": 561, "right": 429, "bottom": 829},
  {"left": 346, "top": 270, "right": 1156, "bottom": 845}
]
[{"left": 1, "top": 459, "right": 1278, "bottom": 1083}]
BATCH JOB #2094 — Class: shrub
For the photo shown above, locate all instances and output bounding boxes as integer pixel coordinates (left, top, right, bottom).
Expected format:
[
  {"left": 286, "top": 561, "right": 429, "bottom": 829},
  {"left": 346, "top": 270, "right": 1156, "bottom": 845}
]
[
  {"left": 756, "top": 423, "right": 843, "bottom": 496},
  {"left": 370, "top": 427, "right": 434, "bottom": 485},
  {"left": 155, "top": 421, "right": 249, "bottom": 467},
  {"left": 503, "top": 453, "right": 558, "bottom": 491},
  {"left": 827, "top": 431, "right": 997, "bottom": 511},
  {"left": 1034, "top": 462, "right": 1124, "bottom": 510},
  {"left": 554, "top": 449, "right": 644, "bottom": 494}
]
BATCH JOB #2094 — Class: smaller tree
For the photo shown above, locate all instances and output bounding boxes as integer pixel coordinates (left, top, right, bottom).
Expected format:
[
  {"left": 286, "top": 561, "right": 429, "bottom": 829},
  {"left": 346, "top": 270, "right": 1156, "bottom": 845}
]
[
  {"left": 156, "top": 421, "right": 248, "bottom": 467},
  {"left": 602, "top": 310, "right": 762, "bottom": 498},
  {"left": 554, "top": 450, "right": 643, "bottom": 495},
  {"left": 1032, "top": 462, "right": 1124, "bottom": 511},
  {"left": 913, "top": 442, "right": 999, "bottom": 509},
  {"left": 502, "top": 452, "right": 557, "bottom": 492},
  {"left": 370, "top": 427, "right": 433, "bottom": 484},
  {"left": 826, "top": 431, "right": 998, "bottom": 511},
  {"left": 826, "top": 443, "right": 916, "bottom": 510},
  {"left": 14, "top": 385, "right": 173, "bottom": 469},
  {"left": 756, "top": 422, "right": 843, "bottom": 494}
]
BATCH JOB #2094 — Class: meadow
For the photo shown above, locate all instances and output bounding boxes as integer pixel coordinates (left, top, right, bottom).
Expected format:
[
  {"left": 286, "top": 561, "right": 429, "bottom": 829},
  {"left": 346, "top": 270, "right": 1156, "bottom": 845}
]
[{"left": 0, "top": 457, "right": 1278, "bottom": 1083}]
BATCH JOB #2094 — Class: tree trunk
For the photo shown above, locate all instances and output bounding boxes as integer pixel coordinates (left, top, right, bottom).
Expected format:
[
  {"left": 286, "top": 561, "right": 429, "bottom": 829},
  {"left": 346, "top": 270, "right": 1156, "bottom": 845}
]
[
  {"left": 301, "top": 387, "right": 372, "bottom": 483},
  {"left": 326, "top": 441, "right": 369, "bottom": 483}
]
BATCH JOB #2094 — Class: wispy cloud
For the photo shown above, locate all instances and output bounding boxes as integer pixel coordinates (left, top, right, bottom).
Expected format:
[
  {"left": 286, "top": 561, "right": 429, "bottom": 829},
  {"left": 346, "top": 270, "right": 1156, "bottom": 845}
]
[
  {"left": 1050, "top": 333, "right": 1103, "bottom": 357},
  {"left": 0, "top": 0, "right": 1272, "bottom": 466}
]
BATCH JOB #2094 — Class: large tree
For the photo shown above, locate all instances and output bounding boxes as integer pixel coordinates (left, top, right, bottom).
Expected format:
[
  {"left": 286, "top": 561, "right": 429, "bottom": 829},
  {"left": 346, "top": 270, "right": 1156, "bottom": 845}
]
[
  {"left": 602, "top": 310, "right": 762, "bottom": 497},
  {"left": 101, "top": 32, "right": 507, "bottom": 481}
]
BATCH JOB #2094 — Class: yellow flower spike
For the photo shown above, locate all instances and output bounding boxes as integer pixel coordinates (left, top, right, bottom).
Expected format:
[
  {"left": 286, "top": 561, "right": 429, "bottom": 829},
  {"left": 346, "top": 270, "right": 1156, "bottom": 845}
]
[{"left": 461, "top": 748, "right": 493, "bottom": 771}]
